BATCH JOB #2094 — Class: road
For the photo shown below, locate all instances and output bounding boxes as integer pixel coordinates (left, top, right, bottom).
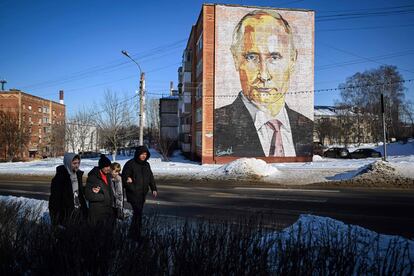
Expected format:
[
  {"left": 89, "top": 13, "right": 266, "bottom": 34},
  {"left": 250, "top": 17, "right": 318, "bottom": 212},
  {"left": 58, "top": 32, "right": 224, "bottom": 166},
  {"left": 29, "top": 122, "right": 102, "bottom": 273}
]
[{"left": 0, "top": 175, "right": 413, "bottom": 238}]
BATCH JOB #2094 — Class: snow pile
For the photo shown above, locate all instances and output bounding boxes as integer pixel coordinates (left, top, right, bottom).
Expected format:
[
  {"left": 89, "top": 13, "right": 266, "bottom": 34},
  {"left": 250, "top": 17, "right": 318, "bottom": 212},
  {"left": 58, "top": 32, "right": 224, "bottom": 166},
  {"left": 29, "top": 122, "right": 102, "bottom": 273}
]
[
  {"left": 207, "top": 158, "right": 280, "bottom": 179},
  {"left": 266, "top": 214, "right": 414, "bottom": 274},
  {"left": 349, "top": 160, "right": 414, "bottom": 188},
  {"left": 0, "top": 195, "right": 49, "bottom": 222},
  {"left": 312, "top": 155, "right": 324, "bottom": 162}
]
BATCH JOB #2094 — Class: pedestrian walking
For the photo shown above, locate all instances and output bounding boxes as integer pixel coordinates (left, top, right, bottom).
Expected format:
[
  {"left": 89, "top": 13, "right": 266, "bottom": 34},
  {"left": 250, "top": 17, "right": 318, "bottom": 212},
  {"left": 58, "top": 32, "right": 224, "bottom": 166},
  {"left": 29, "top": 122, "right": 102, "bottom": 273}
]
[
  {"left": 122, "top": 146, "right": 157, "bottom": 240},
  {"left": 84, "top": 154, "right": 115, "bottom": 225},
  {"left": 110, "top": 162, "right": 124, "bottom": 220},
  {"left": 49, "top": 153, "right": 87, "bottom": 226}
]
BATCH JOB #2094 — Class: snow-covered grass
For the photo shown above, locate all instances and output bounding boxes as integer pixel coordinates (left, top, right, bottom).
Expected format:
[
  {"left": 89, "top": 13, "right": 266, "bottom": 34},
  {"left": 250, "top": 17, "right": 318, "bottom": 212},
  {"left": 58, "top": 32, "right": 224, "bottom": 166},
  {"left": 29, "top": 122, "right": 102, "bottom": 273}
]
[
  {"left": 0, "top": 141, "right": 413, "bottom": 184},
  {"left": 0, "top": 195, "right": 413, "bottom": 275}
]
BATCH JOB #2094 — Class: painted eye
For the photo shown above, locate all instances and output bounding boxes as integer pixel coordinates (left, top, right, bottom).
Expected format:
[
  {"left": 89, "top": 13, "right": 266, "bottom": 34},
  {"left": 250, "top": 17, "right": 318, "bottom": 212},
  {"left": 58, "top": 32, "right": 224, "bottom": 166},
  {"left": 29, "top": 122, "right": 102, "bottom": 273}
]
[
  {"left": 244, "top": 53, "right": 259, "bottom": 63},
  {"left": 269, "top": 53, "right": 282, "bottom": 63}
]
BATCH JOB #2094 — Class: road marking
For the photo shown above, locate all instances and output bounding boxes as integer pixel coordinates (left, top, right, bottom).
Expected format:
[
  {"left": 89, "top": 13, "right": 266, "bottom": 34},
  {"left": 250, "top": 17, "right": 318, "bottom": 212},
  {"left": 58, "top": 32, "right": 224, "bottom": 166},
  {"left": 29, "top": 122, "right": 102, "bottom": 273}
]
[
  {"left": 234, "top": 187, "right": 340, "bottom": 193},
  {"left": 208, "top": 193, "right": 327, "bottom": 203}
]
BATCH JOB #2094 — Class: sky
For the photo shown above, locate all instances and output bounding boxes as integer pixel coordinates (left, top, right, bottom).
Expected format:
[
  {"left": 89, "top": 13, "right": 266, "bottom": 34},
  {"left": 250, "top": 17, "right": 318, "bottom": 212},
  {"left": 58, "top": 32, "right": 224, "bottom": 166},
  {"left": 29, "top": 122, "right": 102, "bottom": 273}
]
[{"left": 1, "top": 0, "right": 413, "bottom": 117}]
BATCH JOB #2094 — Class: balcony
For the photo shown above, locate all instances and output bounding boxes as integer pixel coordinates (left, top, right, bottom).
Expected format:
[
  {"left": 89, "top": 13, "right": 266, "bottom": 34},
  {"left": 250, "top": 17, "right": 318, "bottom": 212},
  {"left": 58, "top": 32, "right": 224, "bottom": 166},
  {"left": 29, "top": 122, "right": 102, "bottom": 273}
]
[{"left": 181, "top": 124, "right": 190, "bottom": 133}]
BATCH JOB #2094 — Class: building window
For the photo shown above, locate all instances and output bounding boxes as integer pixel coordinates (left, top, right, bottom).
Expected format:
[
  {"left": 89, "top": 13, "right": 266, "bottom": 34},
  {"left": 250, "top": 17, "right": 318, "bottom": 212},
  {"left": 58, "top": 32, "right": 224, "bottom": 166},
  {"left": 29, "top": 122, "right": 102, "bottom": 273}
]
[
  {"left": 23, "top": 104, "right": 26, "bottom": 109},
  {"left": 196, "top": 108, "right": 202, "bottom": 123},
  {"left": 196, "top": 83, "right": 203, "bottom": 100},
  {"left": 38, "top": 107, "right": 42, "bottom": 112},
  {"left": 28, "top": 116, "right": 32, "bottom": 123},
  {"left": 39, "top": 128, "right": 42, "bottom": 134},
  {"left": 196, "top": 59, "right": 203, "bottom": 77},
  {"left": 43, "top": 117, "right": 49, "bottom": 124},
  {"left": 43, "top": 107, "right": 47, "bottom": 113},
  {"left": 28, "top": 105, "right": 32, "bottom": 110},
  {"left": 53, "top": 110, "right": 56, "bottom": 116},
  {"left": 196, "top": 131, "right": 202, "bottom": 147},
  {"left": 196, "top": 32, "right": 203, "bottom": 54},
  {"left": 38, "top": 118, "right": 42, "bottom": 124}
]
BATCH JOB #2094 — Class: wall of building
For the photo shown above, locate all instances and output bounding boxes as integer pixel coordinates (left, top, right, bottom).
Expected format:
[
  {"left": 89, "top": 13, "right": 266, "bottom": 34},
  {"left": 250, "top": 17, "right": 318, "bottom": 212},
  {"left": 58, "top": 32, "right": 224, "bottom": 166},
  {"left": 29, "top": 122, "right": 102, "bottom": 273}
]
[{"left": 0, "top": 90, "right": 65, "bottom": 159}]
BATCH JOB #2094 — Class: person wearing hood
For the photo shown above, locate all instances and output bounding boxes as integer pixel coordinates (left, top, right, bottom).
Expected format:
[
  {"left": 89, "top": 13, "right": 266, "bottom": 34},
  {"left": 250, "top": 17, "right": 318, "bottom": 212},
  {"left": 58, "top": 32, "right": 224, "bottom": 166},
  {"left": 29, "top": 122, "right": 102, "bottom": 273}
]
[
  {"left": 49, "top": 153, "right": 87, "bottom": 226},
  {"left": 84, "top": 154, "right": 115, "bottom": 225},
  {"left": 122, "top": 146, "right": 157, "bottom": 239}
]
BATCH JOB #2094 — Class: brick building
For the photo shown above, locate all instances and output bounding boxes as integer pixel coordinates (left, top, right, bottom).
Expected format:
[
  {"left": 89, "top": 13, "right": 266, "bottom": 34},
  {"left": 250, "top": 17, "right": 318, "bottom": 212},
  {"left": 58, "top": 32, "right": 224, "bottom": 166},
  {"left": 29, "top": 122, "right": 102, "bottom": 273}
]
[
  {"left": 0, "top": 89, "right": 66, "bottom": 159},
  {"left": 178, "top": 4, "right": 315, "bottom": 164}
]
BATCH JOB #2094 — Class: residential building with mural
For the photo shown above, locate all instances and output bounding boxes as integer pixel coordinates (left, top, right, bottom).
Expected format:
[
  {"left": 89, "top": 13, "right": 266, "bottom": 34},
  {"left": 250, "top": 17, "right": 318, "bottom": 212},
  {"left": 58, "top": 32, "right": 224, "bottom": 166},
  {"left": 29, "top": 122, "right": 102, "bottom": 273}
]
[{"left": 178, "top": 4, "right": 315, "bottom": 164}]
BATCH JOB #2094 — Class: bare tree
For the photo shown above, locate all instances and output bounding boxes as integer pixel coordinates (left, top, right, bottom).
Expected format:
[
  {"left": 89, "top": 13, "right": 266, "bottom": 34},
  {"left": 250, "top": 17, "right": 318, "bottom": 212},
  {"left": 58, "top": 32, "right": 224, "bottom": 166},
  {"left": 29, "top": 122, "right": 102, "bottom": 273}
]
[
  {"left": 50, "top": 124, "right": 65, "bottom": 157},
  {"left": 93, "top": 90, "right": 133, "bottom": 161},
  {"left": 145, "top": 98, "right": 160, "bottom": 146},
  {"left": 0, "top": 111, "right": 30, "bottom": 161},
  {"left": 65, "top": 120, "right": 78, "bottom": 153},
  {"left": 339, "top": 65, "right": 407, "bottom": 142}
]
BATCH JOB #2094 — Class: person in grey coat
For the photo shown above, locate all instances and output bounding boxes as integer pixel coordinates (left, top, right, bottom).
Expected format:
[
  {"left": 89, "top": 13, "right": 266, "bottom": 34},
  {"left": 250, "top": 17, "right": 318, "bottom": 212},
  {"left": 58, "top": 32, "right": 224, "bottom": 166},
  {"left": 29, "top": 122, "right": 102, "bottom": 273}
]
[{"left": 110, "top": 162, "right": 124, "bottom": 220}]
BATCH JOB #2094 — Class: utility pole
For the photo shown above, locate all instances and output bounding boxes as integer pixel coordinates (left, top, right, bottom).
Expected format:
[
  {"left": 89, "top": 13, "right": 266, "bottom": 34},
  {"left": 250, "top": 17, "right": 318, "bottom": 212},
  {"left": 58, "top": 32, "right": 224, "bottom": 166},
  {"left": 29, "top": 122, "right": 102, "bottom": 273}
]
[
  {"left": 139, "top": 72, "right": 145, "bottom": 146},
  {"left": 381, "top": 91, "right": 387, "bottom": 161},
  {"left": 121, "top": 50, "right": 145, "bottom": 146}
]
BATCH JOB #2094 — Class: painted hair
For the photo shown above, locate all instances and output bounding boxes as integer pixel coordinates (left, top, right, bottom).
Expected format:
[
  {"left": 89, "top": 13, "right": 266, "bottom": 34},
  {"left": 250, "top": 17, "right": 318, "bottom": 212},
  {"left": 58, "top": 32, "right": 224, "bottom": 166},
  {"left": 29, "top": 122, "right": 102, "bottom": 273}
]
[{"left": 230, "top": 10, "right": 297, "bottom": 62}]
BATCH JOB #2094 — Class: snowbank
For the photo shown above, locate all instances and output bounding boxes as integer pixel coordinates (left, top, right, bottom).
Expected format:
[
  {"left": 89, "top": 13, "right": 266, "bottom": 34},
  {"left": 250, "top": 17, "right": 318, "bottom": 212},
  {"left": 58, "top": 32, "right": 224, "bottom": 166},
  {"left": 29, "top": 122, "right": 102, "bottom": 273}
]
[
  {"left": 1, "top": 195, "right": 412, "bottom": 273},
  {"left": 200, "top": 158, "right": 280, "bottom": 179}
]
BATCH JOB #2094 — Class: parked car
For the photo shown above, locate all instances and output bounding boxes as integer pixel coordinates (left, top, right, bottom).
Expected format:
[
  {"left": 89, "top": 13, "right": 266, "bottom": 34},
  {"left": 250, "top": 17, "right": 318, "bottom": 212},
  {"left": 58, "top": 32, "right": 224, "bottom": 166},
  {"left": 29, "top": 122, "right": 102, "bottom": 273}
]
[
  {"left": 313, "top": 142, "right": 327, "bottom": 156},
  {"left": 323, "top": 147, "right": 350, "bottom": 158},
  {"left": 350, "top": 148, "right": 382, "bottom": 159}
]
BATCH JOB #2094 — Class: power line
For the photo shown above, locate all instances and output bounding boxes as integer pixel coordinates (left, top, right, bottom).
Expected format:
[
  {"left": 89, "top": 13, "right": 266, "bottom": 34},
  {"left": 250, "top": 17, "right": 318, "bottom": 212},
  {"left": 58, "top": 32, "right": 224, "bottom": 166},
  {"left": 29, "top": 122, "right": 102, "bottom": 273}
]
[
  {"left": 320, "top": 42, "right": 414, "bottom": 74},
  {"left": 143, "top": 78, "right": 413, "bottom": 98}
]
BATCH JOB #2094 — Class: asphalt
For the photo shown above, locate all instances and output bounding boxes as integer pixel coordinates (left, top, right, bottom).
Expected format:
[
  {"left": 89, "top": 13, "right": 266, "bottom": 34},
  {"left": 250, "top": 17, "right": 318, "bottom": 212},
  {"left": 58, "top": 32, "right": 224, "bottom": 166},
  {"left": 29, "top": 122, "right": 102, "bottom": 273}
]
[{"left": 0, "top": 175, "right": 413, "bottom": 238}]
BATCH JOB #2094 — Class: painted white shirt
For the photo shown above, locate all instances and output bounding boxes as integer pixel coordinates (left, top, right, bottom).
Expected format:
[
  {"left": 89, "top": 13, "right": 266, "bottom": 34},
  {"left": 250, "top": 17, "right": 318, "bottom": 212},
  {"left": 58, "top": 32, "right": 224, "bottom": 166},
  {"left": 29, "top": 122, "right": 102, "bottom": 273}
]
[{"left": 240, "top": 93, "right": 296, "bottom": 157}]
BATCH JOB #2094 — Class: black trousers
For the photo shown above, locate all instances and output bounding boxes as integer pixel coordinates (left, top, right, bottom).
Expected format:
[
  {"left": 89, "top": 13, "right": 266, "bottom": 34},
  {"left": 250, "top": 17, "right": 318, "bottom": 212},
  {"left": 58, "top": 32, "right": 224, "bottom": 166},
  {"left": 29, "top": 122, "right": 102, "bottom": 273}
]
[{"left": 129, "top": 199, "right": 145, "bottom": 239}]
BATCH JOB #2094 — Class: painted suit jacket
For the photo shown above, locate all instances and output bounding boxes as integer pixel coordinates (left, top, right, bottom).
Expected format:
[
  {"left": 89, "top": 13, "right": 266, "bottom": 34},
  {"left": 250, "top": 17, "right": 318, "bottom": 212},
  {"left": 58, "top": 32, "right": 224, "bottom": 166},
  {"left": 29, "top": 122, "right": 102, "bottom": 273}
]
[{"left": 214, "top": 93, "right": 313, "bottom": 157}]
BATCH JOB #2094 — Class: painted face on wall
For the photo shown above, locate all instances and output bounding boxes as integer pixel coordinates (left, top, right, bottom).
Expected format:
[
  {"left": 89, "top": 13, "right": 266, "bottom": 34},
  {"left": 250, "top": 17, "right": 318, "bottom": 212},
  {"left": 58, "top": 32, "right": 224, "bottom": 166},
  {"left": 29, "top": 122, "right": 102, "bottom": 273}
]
[{"left": 234, "top": 14, "right": 296, "bottom": 116}]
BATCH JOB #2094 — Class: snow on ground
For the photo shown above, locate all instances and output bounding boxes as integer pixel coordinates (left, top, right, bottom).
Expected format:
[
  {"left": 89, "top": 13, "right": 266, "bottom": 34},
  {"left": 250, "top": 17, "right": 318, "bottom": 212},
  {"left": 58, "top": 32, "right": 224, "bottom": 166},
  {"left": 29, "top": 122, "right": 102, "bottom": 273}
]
[
  {"left": 197, "top": 158, "right": 280, "bottom": 180},
  {"left": 1, "top": 195, "right": 412, "bottom": 271},
  {"left": 0, "top": 141, "right": 413, "bottom": 184}
]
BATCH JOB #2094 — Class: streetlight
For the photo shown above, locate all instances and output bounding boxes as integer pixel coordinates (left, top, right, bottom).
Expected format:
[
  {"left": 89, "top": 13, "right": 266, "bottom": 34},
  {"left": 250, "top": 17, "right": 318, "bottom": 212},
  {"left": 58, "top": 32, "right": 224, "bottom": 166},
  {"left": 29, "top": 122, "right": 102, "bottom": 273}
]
[{"left": 122, "top": 50, "right": 145, "bottom": 146}]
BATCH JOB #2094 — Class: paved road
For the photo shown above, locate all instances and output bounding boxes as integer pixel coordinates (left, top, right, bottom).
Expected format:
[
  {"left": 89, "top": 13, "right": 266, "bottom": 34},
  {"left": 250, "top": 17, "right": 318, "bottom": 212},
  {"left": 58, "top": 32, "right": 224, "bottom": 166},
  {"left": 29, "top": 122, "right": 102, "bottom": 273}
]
[{"left": 0, "top": 175, "right": 413, "bottom": 238}]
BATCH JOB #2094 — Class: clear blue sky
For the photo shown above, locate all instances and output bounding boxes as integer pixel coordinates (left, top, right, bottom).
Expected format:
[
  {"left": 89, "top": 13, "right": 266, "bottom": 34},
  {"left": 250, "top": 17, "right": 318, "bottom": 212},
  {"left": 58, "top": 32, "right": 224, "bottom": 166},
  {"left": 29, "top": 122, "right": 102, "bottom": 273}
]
[{"left": 1, "top": 0, "right": 413, "bottom": 116}]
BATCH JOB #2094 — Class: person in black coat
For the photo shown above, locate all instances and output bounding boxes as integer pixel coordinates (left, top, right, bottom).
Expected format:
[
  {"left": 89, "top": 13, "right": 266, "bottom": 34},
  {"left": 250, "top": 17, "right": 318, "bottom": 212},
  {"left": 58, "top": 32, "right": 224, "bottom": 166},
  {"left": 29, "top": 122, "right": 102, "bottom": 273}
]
[
  {"left": 84, "top": 154, "right": 115, "bottom": 225},
  {"left": 122, "top": 146, "right": 157, "bottom": 239},
  {"left": 49, "top": 153, "right": 87, "bottom": 226}
]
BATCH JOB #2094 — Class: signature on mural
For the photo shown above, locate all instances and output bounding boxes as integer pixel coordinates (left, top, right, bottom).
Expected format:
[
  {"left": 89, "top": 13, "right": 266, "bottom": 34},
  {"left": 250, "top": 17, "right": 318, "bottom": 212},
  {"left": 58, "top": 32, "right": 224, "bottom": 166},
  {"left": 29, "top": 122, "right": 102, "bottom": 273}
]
[{"left": 216, "top": 147, "right": 233, "bottom": 157}]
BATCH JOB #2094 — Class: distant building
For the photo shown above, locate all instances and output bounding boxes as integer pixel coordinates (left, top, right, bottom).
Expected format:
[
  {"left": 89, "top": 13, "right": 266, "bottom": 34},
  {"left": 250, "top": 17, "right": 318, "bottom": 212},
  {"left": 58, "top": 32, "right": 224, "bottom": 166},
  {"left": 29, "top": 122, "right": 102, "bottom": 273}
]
[
  {"left": 159, "top": 94, "right": 179, "bottom": 142},
  {"left": 0, "top": 89, "right": 65, "bottom": 158},
  {"left": 314, "top": 105, "right": 374, "bottom": 145},
  {"left": 65, "top": 122, "right": 98, "bottom": 154}
]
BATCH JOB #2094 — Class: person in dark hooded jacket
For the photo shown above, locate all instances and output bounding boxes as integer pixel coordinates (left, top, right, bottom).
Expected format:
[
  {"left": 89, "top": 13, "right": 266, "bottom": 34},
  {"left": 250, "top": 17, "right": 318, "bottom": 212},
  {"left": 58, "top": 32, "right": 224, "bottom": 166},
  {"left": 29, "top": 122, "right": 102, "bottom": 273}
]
[
  {"left": 84, "top": 154, "right": 115, "bottom": 225},
  {"left": 49, "top": 153, "right": 87, "bottom": 226},
  {"left": 122, "top": 146, "right": 157, "bottom": 239}
]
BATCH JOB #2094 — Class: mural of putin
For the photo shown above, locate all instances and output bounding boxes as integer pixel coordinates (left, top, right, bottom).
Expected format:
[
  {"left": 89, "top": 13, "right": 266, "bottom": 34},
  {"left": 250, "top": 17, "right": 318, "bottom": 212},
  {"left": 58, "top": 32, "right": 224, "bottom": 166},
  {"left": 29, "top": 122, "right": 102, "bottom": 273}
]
[{"left": 214, "top": 10, "right": 313, "bottom": 158}]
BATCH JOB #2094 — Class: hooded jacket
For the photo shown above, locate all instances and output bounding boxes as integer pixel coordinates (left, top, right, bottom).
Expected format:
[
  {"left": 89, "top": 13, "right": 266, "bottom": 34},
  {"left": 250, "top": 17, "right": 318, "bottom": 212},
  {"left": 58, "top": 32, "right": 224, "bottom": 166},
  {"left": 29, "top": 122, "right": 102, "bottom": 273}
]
[
  {"left": 122, "top": 146, "right": 157, "bottom": 204},
  {"left": 49, "top": 153, "right": 87, "bottom": 225},
  {"left": 84, "top": 166, "right": 115, "bottom": 223}
]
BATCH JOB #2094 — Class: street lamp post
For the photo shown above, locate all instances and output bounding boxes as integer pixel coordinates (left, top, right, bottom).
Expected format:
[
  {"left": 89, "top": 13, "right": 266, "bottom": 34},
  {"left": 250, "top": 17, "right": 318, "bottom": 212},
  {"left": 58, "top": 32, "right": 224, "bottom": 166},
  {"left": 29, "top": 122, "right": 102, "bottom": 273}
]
[{"left": 122, "top": 50, "right": 145, "bottom": 146}]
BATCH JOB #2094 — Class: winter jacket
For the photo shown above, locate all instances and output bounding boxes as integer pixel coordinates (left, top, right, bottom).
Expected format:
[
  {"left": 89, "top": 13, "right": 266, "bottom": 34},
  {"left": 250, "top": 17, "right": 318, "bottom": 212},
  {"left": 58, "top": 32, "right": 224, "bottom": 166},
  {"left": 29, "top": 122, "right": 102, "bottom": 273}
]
[
  {"left": 49, "top": 164, "right": 87, "bottom": 226},
  {"left": 85, "top": 166, "right": 114, "bottom": 223},
  {"left": 122, "top": 146, "right": 157, "bottom": 205},
  {"left": 111, "top": 174, "right": 123, "bottom": 209}
]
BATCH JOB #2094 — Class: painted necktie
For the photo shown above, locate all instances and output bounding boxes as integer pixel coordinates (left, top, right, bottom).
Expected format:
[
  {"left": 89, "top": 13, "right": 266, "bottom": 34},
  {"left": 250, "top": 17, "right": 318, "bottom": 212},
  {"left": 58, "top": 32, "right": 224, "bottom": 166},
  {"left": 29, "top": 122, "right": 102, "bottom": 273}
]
[{"left": 266, "top": 119, "right": 285, "bottom": 157}]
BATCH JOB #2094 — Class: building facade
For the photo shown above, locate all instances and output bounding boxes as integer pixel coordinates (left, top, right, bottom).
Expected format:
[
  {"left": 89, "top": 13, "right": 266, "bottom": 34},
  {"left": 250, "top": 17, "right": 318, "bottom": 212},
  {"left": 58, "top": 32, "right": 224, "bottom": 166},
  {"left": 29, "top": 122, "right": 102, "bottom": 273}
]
[
  {"left": 0, "top": 89, "right": 65, "bottom": 159},
  {"left": 179, "top": 4, "right": 315, "bottom": 164}
]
